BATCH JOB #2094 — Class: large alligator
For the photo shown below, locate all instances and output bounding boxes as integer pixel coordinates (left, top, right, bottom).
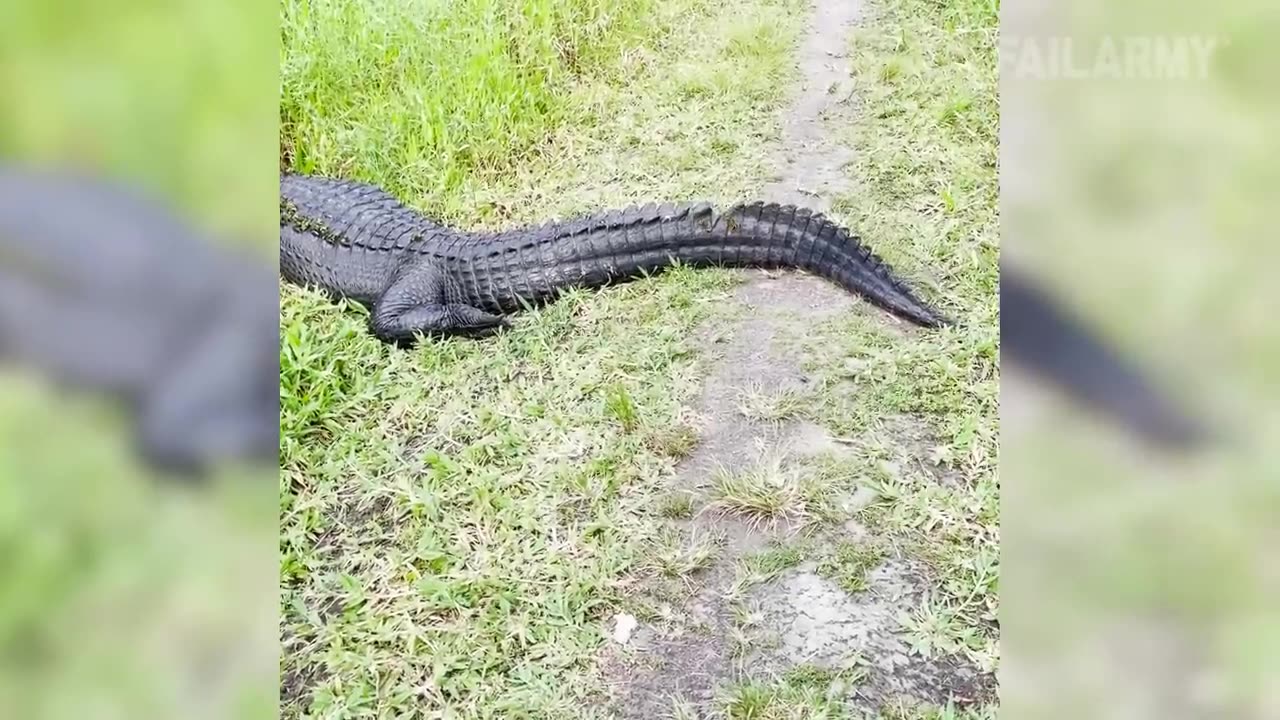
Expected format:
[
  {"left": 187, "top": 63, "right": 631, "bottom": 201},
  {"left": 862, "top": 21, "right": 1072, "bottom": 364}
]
[{"left": 280, "top": 173, "right": 951, "bottom": 343}]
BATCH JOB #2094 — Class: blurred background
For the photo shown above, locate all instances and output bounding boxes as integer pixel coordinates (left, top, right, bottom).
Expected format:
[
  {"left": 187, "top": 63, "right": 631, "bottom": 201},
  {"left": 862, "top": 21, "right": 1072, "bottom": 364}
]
[
  {"left": 0, "top": 0, "right": 277, "bottom": 718},
  {"left": 1002, "top": 0, "right": 1278, "bottom": 717}
]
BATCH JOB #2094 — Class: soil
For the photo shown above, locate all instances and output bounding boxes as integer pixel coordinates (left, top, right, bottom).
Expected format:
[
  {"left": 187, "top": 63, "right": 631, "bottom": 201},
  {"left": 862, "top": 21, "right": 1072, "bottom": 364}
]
[{"left": 597, "top": 0, "right": 993, "bottom": 716}]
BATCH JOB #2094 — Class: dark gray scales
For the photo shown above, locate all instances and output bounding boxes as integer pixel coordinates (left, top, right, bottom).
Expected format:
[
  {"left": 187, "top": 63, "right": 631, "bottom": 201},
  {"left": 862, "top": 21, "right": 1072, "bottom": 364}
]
[{"left": 279, "top": 173, "right": 952, "bottom": 344}]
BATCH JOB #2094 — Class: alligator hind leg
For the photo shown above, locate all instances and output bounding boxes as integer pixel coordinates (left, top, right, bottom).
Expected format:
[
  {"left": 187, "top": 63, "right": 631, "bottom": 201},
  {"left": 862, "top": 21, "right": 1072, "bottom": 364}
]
[
  {"left": 368, "top": 262, "right": 509, "bottom": 344},
  {"left": 370, "top": 302, "right": 509, "bottom": 344}
]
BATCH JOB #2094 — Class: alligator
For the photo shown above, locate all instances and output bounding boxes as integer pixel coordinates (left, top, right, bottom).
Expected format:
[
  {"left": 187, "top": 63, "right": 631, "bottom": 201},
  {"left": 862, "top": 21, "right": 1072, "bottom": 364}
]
[
  {"left": 0, "top": 168, "right": 1209, "bottom": 478},
  {"left": 279, "top": 173, "right": 952, "bottom": 343}
]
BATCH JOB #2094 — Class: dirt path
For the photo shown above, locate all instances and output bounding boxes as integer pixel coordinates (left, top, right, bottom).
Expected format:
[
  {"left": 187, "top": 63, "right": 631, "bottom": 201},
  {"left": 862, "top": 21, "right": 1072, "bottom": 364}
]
[{"left": 599, "top": 0, "right": 990, "bottom": 716}]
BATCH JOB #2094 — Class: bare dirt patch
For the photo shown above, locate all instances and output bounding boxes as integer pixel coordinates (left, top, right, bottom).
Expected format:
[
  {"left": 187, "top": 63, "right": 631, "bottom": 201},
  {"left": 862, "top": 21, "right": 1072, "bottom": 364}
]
[
  {"left": 746, "top": 561, "right": 995, "bottom": 709},
  {"left": 599, "top": 273, "right": 854, "bottom": 717},
  {"left": 678, "top": 274, "right": 852, "bottom": 485}
]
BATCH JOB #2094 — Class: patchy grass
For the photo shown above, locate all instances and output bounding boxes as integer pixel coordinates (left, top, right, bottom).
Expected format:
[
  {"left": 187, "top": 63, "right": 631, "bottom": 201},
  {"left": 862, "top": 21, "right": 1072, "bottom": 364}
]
[
  {"left": 716, "top": 671, "right": 995, "bottom": 720},
  {"left": 279, "top": 0, "right": 807, "bottom": 716},
  {"left": 736, "top": 383, "right": 810, "bottom": 423},
  {"left": 605, "top": 382, "right": 644, "bottom": 432},
  {"left": 708, "top": 457, "right": 816, "bottom": 527},
  {"left": 647, "top": 526, "right": 724, "bottom": 579},
  {"left": 655, "top": 491, "right": 697, "bottom": 519},
  {"left": 717, "top": 670, "right": 864, "bottom": 719},
  {"left": 817, "top": 541, "right": 887, "bottom": 594},
  {"left": 644, "top": 422, "right": 702, "bottom": 460},
  {"left": 795, "top": 0, "right": 1000, "bottom": 678},
  {"left": 743, "top": 543, "right": 808, "bottom": 581},
  {"left": 721, "top": 681, "right": 778, "bottom": 719},
  {"left": 877, "top": 699, "right": 998, "bottom": 720},
  {"left": 783, "top": 662, "right": 867, "bottom": 690},
  {"left": 670, "top": 698, "right": 701, "bottom": 720},
  {"left": 728, "top": 542, "right": 810, "bottom": 599}
]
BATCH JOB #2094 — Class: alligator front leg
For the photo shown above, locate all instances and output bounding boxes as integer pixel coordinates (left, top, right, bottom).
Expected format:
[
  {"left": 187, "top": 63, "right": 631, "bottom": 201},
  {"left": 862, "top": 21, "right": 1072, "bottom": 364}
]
[{"left": 369, "top": 262, "right": 508, "bottom": 343}]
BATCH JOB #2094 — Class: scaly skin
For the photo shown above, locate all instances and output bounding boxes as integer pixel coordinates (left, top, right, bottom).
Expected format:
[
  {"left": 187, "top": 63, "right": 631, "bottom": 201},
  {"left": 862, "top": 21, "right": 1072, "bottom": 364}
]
[{"left": 280, "top": 173, "right": 951, "bottom": 343}]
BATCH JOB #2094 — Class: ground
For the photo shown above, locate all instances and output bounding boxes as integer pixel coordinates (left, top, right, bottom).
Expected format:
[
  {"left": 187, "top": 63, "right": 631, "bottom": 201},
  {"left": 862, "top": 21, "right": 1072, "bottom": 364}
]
[{"left": 279, "top": 0, "right": 998, "bottom": 717}]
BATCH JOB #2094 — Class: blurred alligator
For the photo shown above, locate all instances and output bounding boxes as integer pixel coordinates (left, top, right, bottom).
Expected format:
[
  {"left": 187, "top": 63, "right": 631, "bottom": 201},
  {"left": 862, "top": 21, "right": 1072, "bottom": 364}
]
[
  {"left": 1001, "top": 267, "right": 1206, "bottom": 448},
  {"left": 0, "top": 167, "right": 279, "bottom": 473},
  {"left": 279, "top": 173, "right": 951, "bottom": 343}
]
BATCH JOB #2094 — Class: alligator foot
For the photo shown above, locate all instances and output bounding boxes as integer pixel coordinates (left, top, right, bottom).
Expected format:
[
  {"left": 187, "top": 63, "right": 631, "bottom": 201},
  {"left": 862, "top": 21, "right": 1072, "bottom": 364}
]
[{"left": 370, "top": 302, "right": 510, "bottom": 344}]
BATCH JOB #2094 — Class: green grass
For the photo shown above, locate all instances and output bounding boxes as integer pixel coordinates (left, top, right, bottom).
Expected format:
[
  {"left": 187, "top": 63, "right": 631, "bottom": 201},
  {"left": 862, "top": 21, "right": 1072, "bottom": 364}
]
[
  {"left": 280, "top": 274, "right": 731, "bottom": 716},
  {"left": 728, "top": 542, "right": 810, "bottom": 600},
  {"left": 717, "top": 666, "right": 868, "bottom": 719},
  {"left": 280, "top": 0, "right": 999, "bottom": 713},
  {"left": 648, "top": 526, "right": 723, "bottom": 579},
  {"left": 655, "top": 491, "right": 697, "bottom": 519},
  {"left": 783, "top": 662, "right": 866, "bottom": 690},
  {"left": 281, "top": 0, "right": 655, "bottom": 197},
  {"left": 737, "top": 384, "right": 810, "bottom": 423},
  {"left": 714, "top": 674, "right": 996, "bottom": 720},
  {"left": 877, "top": 699, "right": 998, "bottom": 720},
  {"left": 280, "top": 0, "right": 801, "bottom": 221},
  {"left": 279, "top": 0, "right": 806, "bottom": 716},
  {"left": 798, "top": 0, "right": 1001, "bottom": 679},
  {"left": 741, "top": 543, "right": 808, "bottom": 582},
  {"left": 817, "top": 541, "right": 887, "bottom": 594},
  {"left": 709, "top": 457, "right": 817, "bottom": 526}
]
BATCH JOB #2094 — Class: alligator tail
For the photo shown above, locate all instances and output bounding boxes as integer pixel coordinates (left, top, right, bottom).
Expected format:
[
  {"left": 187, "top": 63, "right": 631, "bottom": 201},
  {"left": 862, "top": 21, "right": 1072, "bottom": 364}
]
[
  {"left": 501, "top": 201, "right": 950, "bottom": 328},
  {"left": 721, "top": 202, "right": 950, "bottom": 328}
]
